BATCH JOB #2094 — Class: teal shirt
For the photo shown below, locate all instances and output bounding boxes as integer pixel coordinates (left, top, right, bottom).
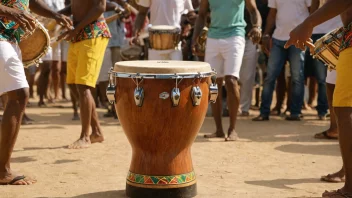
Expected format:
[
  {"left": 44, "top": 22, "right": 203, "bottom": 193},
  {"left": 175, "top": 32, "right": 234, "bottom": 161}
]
[{"left": 208, "top": 0, "right": 246, "bottom": 39}]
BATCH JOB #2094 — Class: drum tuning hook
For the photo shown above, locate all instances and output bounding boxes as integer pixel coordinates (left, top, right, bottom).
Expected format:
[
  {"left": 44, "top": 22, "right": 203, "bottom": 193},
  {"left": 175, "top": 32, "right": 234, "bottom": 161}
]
[
  {"left": 134, "top": 87, "right": 144, "bottom": 107},
  {"left": 191, "top": 86, "right": 202, "bottom": 106},
  {"left": 106, "top": 71, "right": 116, "bottom": 104}
]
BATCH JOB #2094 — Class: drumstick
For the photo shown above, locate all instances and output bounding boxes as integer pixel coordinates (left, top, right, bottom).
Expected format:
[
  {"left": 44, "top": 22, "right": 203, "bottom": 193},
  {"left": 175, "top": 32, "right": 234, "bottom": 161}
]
[{"left": 105, "top": 13, "right": 122, "bottom": 24}]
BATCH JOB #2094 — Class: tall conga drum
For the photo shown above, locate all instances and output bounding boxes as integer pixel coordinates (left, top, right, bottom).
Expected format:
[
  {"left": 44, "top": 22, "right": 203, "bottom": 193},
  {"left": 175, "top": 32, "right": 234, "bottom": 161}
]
[{"left": 106, "top": 61, "right": 218, "bottom": 198}]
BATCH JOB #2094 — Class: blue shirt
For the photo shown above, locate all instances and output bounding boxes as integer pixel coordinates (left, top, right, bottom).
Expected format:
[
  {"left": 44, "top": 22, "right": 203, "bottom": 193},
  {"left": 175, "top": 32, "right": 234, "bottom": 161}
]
[
  {"left": 208, "top": 0, "right": 246, "bottom": 39},
  {"left": 104, "top": 4, "right": 126, "bottom": 48}
]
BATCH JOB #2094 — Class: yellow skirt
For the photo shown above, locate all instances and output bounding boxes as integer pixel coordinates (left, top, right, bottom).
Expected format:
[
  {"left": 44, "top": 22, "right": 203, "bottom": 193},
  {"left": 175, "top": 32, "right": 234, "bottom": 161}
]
[{"left": 333, "top": 47, "right": 352, "bottom": 107}]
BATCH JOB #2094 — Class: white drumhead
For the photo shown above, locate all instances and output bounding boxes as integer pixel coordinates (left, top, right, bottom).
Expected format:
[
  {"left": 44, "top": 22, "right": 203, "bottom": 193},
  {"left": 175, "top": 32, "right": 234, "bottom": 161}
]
[
  {"left": 114, "top": 61, "right": 212, "bottom": 74},
  {"left": 149, "top": 25, "right": 178, "bottom": 30}
]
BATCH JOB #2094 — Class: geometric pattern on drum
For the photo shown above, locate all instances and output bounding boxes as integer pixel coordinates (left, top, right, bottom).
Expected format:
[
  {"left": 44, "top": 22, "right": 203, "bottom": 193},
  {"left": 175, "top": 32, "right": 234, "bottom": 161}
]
[{"left": 127, "top": 171, "right": 196, "bottom": 185}]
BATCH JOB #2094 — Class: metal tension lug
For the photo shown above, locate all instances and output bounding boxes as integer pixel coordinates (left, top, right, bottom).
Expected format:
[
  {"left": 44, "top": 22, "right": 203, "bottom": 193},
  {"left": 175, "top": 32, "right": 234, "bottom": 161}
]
[
  {"left": 191, "top": 86, "right": 202, "bottom": 106},
  {"left": 209, "top": 75, "right": 218, "bottom": 103},
  {"left": 134, "top": 87, "right": 144, "bottom": 107},
  {"left": 171, "top": 88, "right": 181, "bottom": 107},
  {"left": 106, "top": 84, "right": 116, "bottom": 104}
]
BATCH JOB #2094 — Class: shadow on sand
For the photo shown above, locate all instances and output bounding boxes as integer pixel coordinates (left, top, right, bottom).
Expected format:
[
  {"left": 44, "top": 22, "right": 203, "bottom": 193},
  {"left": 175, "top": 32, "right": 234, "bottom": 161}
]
[{"left": 37, "top": 190, "right": 127, "bottom": 198}]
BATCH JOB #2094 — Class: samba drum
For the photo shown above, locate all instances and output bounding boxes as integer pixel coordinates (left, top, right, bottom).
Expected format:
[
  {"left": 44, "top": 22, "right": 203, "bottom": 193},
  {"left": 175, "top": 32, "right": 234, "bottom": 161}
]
[
  {"left": 194, "top": 27, "right": 208, "bottom": 57},
  {"left": 19, "top": 22, "right": 50, "bottom": 68},
  {"left": 313, "top": 27, "right": 344, "bottom": 70},
  {"left": 148, "top": 25, "right": 181, "bottom": 50},
  {"left": 106, "top": 61, "right": 218, "bottom": 198}
]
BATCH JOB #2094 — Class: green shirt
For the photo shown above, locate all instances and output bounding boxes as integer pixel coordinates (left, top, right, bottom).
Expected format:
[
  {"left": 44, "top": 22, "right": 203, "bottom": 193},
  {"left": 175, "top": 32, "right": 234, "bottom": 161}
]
[{"left": 208, "top": 0, "right": 246, "bottom": 39}]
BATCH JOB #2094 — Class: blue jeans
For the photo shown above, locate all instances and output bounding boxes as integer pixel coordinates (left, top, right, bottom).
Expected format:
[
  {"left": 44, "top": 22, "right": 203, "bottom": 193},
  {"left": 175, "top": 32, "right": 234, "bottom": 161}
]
[
  {"left": 304, "top": 34, "right": 328, "bottom": 116},
  {"left": 260, "top": 38, "right": 305, "bottom": 116}
]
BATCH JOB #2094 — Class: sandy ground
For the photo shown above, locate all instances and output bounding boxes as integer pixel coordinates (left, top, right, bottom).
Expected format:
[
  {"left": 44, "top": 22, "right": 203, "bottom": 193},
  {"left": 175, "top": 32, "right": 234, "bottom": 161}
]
[{"left": 0, "top": 99, "right": 343, "bottom": 198}]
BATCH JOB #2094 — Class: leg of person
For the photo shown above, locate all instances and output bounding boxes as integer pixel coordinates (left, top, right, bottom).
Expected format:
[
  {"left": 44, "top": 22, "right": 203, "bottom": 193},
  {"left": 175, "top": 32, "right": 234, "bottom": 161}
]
[
  {"left": 66, "top": 42, "right": 80, "bottom": 120},
  {"left": 322, "top": 47, "right": 352, "bottom": 197},
  {"left": 239, "top": 38, "right": 257, "bottom": 116},
  {"left": 0, "top": 41, "right": 36, "bottom": 185},
  {"left": 37, "top": 62, "right": 51, "bottom": 107},
  {"left": 61, "top": 61, "right": 67, "bottom": 100},
  {"left": 222, "top": 36, "right": 245, "bottom": 141},
  {"left": 271, "top": 69, "right": 286, "bottom": 115},
  {"left": 315, "top": 70, "right": 338, "bottom": 139},
  {"left": 253, "top": 39, "right": 288, "bottom": 121},
  {"left": 61, "top": 41, "right": 70, "bottom": 100},
  {"left": 51, "top": 43, "right": 61, "bottom": 101},
  {"left": 312, "top": 46, "right": 328, "bottom": 119},
  {"left": 204, "top": 38, "right": 225, "bottom": 138},
  {"left": 308, "top": 77, "right": 318, "bottom": 108},
  {"left": 286, "top": 45, "right": 305, "bottom": 120},
  {"left": 68, "top": 37, "right": 108, "bottom": 149},
  {"left": 69, "top": 85, "right": 80, "bottom": 120}
]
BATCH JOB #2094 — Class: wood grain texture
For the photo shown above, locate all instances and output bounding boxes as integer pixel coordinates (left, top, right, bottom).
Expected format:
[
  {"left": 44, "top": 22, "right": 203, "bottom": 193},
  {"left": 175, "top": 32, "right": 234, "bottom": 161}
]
[{"left": 115, "top": 77, "right": 209, "bottom": 176}]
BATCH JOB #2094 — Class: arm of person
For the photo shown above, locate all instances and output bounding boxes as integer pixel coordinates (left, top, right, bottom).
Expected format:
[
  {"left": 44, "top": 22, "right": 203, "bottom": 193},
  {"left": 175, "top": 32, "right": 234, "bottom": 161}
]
[
  {"left": 246, "top": 0, "right": 262, "bottom": 44},
  {"left": 106, "top": 1, "right": 119, "bottom": 12},
  {"left": 29, "top": 0, "right": 72, "bottom": 28},
  {"left": 191, "top": 0, "right": 208, "bottom": 45},
  {"left": 285, "top": 0, "right": 352, "bottom": 49},
  {"left": 58, "top": 0, "right": 107, "bottom": 41},
  {"left": 261, "top": 8, "right": 276, "bottom": 54},
  {"left": 0, "top": 4, "right": 36, "bottom": 31},
  {"left": 310, "top": 0, "right": 320, "bottom": 14},
  {"left": 133, "top": 6, "right": 149, "bottom": 37}
]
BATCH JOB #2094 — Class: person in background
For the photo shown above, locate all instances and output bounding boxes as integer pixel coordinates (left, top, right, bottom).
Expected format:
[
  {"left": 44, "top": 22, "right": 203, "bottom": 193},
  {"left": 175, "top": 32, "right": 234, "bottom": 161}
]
[
  {"left": 193, "top": 0, "right": 262, "bottom": 141},
  {"left": 253, "top": 0, "right": 311, "bottom": 121}
]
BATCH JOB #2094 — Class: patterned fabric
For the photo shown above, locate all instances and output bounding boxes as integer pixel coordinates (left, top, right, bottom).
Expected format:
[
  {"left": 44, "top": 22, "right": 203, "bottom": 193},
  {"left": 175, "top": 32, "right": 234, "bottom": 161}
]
[
  {"left": 0, "top": 0, "right": 29, "bottom": 44},
  {"left": 127, "top": 171, "right": 196, "bottom": 185},
  {"left": 71, "top": 20, "right": 111, "bottom": 43},
  {"left": 340, "top": 23, "right": 352, "bottom": 52}
]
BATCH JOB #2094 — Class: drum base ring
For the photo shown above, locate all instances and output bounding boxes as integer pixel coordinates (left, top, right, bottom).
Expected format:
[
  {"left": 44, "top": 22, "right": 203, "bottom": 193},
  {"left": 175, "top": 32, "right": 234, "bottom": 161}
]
[{"left": 126, "top": 182, "right": 197, "bottom": 198}]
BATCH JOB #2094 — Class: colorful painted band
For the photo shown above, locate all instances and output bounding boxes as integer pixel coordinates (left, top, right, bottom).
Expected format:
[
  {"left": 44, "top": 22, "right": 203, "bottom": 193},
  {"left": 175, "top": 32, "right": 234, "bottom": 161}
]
[{"left": 127, "top": 171, "right": 196, "bottom": 186}]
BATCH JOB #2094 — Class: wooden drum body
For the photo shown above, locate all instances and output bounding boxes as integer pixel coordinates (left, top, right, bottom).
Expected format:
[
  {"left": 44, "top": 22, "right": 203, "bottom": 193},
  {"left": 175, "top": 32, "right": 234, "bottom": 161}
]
[
  {"left": 106, "top": 61, "right": 218, "bottom": 198},
  {"left": 313, "top": 27, "right": 344, "bottom": 70},
  {"left": 149, "top": 25, "right": 181, "bottom": 50},
  {"left": 19, "top": 22, "right": 50, "bottom": 67}
]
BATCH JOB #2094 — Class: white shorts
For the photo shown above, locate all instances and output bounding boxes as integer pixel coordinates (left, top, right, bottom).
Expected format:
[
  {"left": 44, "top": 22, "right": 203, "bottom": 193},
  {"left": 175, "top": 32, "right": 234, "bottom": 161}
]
[
  {"left": 148, "top": 43, "right": 182, "bottom": 60},
  {"left": 326, "top": 70, "right": 337, "bottom": 84},
  {"left": 0, "top": 41, "right": 29, "bottom": 94},
  {"left": 205, "top": 36, "right": 245, "bottom": 78},
  {"left": 41, "top": 42, "right": 63, "bottom": 62}
]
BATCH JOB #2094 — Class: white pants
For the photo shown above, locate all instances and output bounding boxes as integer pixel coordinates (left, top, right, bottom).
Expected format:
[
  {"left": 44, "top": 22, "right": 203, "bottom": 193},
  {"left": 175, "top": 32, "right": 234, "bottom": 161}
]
[
  {"left": 239, "top": 38, "right": 258, "bottom": 112},
  {"left": 326, "top": 70, "right": 337, "bottom": 85},
  {"left": 98, "top": 47, "right": 121, "bottom": 83},
  {"left": 0, "top": 41, "right": 29, "bottom": 94},
  {"left": 148, "top": 43, "right": 182, "bottom": 60},
  {"left": 205, "top": 36, "right": 245, "bottom": 78}
]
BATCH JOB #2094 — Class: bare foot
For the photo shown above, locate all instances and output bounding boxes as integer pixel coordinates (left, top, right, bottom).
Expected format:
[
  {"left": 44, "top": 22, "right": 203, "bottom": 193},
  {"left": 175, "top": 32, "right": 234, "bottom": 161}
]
[
  {"left": 204, "top": 131, "right": 225, "bottom": 138},
  {"left": 225, "top": 129, "right": 238, "bottom": 141},
  {"left": 315, "top": 130, "right": 338, "bottom": 140},
  {"left": 68, "top": 138, "right": 91, "bottom": 149},
  {"left": 322, "top": 189, "right": 352, "bottom": 197},
  {"left": 0, "top": 171, "right": 37, "bottom": 185},
  {"left": 321, "top": 168, "right": 345, "bottom": 183},
  {"left": 90, "top": 133, "right": 104, "bottom": 144},
  {"left": 72, "top": 113, "right": 80, "bottom": 121}
]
